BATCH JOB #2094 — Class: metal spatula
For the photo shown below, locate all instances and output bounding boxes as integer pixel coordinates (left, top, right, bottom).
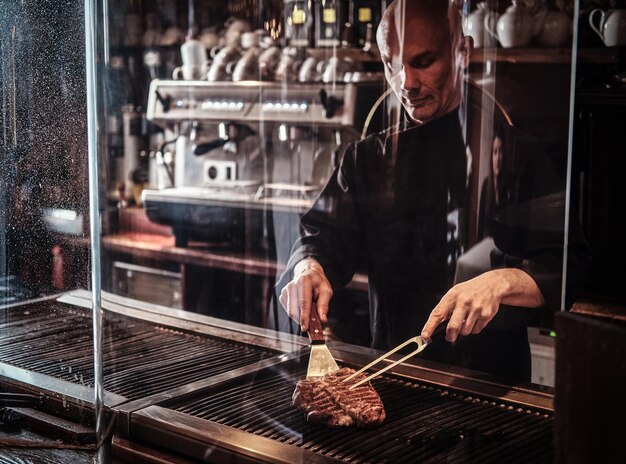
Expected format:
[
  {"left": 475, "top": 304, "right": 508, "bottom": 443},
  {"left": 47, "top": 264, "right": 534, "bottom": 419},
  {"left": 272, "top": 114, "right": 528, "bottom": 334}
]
[{"left": 306, "top": 302, "right": 339, "bottom": 378}]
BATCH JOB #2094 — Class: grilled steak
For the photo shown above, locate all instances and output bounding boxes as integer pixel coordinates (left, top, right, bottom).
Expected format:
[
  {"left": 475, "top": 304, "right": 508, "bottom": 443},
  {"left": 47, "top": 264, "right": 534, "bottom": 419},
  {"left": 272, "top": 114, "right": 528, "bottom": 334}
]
[{"left": 293, "top": 367, "right": 386, "bottom": 428}]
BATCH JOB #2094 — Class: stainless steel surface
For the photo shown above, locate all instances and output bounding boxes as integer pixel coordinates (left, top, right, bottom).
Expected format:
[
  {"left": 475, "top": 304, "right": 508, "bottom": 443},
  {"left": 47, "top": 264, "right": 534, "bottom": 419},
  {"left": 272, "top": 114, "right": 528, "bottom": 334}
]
[
  {"left": 92, "top": 290, "right": 308, "bottom": 353},
  {"left": 306, "top": 304, "right": 339, "bottom": 378},
  {"left": 331, "top": 342, "right": 554, "bottom": 412},
  {"left": 146, "top": 80, "right": 378, "bottom": 128},
  {"left": 142, "top": 185, "right": 313, "bottom": 212},
  {"left": 112, "top": 261, "right": 182, "bottom": 309},
  {"left": 306, "top": 344, "right": 340, "bottom": 378}
]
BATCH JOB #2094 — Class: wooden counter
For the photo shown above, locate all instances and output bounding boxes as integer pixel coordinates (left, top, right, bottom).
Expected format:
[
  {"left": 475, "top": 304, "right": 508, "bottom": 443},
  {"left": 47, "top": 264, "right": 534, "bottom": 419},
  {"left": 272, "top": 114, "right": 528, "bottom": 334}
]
[{"left": 102, "top": 232, "right": 369, "bottom": 292}]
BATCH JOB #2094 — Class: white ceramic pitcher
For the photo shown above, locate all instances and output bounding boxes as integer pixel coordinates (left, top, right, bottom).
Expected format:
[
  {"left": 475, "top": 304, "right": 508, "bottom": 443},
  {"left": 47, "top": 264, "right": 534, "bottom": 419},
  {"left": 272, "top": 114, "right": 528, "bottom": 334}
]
[
  {"left": 589, "top": 9, "right": 626, "bottom": 47},
  {"left": 537, "top": 11, "right": 571, "bottom": 47},
  {"left": 487, "top": 0, "right": 546, "bottom": 48},
  {"left": 464, "top": 2, "right": 498, "bottom": 48}
]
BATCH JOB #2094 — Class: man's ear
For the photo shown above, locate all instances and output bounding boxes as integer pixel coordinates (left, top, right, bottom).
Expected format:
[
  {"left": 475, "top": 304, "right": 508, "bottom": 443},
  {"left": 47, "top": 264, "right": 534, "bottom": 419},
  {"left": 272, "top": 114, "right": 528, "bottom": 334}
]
[{"left": 458, "top": 35, "right": 473, "bottom": 70}]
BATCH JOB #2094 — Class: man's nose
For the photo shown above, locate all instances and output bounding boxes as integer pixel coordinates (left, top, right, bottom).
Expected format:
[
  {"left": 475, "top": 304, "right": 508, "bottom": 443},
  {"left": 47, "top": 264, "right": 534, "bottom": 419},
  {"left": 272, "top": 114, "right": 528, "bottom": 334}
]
[{"left": 400, "top": 66, "right": 421, "bottom": 92}]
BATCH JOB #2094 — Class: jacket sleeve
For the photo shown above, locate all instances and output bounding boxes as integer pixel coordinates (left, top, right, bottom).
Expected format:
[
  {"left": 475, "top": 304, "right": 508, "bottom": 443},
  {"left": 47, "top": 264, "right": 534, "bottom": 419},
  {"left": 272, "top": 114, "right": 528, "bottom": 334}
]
[
  {"left": 493, "top": 129, "right": 591, "bottom": 311},
  {"left": 277, "top": 143, "right": 364, "bottom": 292},
  {"left": 518, "top": 211, "right": 591, "bottom": 311}
]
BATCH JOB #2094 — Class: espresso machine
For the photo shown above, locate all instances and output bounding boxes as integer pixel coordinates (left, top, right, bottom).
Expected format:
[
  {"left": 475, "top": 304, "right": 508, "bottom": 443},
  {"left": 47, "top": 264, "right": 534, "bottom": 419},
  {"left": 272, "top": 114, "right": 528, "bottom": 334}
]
[{"left": 142, "top": 78, "right": 383, "bottom": 263}]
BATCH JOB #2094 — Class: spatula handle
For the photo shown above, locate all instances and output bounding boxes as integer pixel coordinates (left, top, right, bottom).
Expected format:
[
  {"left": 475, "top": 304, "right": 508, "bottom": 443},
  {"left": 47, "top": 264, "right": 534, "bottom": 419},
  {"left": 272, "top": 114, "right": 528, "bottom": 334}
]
[{"left": 307, "top": 302, "right": 325, "bottom": 343}]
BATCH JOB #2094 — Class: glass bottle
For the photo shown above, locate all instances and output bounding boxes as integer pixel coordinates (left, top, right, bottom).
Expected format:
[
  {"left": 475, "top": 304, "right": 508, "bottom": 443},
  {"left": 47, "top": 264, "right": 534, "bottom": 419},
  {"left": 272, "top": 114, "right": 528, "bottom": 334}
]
[
  {"left": 284, "top": 0, "right": 313, "bottom": 47},
  {"left": 352, "top": 0, "right": 382, "bottom": 47},
  {"left": 315, "top": 0, "right": 346, "bottom": 47}
]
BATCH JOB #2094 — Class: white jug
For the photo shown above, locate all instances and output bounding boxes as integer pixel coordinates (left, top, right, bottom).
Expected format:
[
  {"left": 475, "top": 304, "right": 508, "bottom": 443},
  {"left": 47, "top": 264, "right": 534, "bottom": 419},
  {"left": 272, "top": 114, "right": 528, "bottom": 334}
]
[
  {"left": 589, "top": 9, "right": 626, "bottom": 47},
  {"left": 464, "top": 2, "right": 498, "bottom": 48},
  {"left": 537, "top": 11, "right": 571, "bottom": 47},
  {"left": 488, "top": 0, "right": 546, "bottom": 48}
]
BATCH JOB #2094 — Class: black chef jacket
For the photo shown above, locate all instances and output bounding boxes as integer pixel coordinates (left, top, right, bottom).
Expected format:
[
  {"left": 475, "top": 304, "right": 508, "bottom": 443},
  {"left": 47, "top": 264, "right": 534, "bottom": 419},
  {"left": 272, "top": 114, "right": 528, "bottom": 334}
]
[{"left": 281, "top": 107, "right": 590, "bottom": 383}]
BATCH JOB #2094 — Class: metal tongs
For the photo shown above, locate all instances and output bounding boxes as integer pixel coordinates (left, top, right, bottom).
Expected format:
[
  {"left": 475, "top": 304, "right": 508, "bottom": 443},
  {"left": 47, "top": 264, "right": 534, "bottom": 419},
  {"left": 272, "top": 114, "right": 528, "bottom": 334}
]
[{"left": 344, "top": 323, "right": 447, "bottom": 389}]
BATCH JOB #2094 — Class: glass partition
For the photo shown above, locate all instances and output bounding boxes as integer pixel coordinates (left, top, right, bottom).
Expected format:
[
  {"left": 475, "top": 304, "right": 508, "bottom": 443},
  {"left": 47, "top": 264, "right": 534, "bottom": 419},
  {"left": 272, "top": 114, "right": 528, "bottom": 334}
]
[
  {"left": 1, "top": 0, "right": 601, "bottom": 461},
  {"left": 95, "top": 0, "right": 583, "bottom": 387}
]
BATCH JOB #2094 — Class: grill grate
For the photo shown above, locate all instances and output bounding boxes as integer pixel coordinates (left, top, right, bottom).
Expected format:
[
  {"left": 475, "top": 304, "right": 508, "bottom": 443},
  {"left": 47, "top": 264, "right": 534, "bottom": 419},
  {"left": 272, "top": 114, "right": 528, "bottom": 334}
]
[
  {"left": 171, "top": 360, "right": 553, "bottom": 464},
  {"left": 0, "top": 301, "right": 275, "bottom": 400}
]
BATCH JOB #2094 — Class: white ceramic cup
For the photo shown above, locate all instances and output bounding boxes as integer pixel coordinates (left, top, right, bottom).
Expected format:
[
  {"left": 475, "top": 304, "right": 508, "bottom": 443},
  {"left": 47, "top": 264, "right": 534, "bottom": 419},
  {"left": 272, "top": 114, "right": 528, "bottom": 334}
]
[
  {"left": 173, "top": 39, "right": 209, "bottom": 80},
  {"left": 181, "top": 39, "right": 207, "bottom": 66},
  {"left": 173, "top": 64, "right": 203, "bottom": 80}
]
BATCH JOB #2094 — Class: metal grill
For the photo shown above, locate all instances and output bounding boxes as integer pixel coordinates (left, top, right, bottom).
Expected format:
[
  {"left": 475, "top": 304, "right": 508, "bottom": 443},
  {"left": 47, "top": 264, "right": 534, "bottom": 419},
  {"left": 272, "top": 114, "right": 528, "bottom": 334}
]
[
  {"left": 0, "top": 302, "right": 275, "bottom": 400},
  {"left": 171, "top": 360, "right": 553, "bottom": 464}
]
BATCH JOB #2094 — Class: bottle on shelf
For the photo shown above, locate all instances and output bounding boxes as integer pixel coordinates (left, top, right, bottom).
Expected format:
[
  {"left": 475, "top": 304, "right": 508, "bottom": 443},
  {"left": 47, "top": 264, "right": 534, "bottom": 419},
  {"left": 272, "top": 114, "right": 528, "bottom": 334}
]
[
  {"left": 351, "top": 0, "right": 382, "bottom": 48},
  {"left": 315, "top": 0, "right": 347, "bottom": 48},
  {"left": 284, "top": 0, "right": 314, "bottom": 48}
]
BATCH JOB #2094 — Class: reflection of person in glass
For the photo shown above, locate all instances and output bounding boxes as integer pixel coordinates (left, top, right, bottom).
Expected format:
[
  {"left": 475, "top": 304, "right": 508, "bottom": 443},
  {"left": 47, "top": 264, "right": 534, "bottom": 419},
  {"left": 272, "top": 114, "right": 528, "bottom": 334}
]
[
  {"left": 477, "top": 126, "right": 513, "bottom": 241},
  {"left": 278, "top": 0, "right": 588, "bottom": 382}
]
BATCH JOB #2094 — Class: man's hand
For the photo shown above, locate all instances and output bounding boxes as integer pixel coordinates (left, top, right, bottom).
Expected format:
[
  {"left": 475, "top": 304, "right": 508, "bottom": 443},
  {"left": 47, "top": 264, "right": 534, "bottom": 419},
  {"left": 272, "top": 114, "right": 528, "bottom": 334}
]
[
  {"left": 421, "top": 269, "right": 545, "bottom": 342},
  {"left": 279, "top": 258, "right": 333, "bottom": 332}
]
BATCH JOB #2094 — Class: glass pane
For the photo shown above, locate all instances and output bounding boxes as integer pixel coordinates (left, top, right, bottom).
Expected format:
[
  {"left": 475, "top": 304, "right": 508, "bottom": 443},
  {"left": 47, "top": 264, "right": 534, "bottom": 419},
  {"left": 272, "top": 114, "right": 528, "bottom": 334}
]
[
  {"left": 97, "top": 1, "right": 580, "bottom": 375},
  {"left": 95, "top": 0, "right": 585, "bottom": 460},
  {"left": 0, "top": 0, "right": 96, "bottom": 459}
]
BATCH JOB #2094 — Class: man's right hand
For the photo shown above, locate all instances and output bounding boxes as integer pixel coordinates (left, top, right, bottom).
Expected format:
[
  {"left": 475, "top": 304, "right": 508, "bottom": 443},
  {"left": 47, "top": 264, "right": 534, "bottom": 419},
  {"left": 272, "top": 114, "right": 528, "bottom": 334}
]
[{"left": 279, "top": 258, "right": 333, "bottom": 332}]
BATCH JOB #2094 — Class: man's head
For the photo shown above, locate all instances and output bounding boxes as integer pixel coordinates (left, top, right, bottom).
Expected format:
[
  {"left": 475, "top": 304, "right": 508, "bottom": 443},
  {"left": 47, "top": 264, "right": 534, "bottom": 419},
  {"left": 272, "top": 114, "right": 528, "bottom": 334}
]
[{"left": 377, "top": 0, "right": 471, "bottom": 124}]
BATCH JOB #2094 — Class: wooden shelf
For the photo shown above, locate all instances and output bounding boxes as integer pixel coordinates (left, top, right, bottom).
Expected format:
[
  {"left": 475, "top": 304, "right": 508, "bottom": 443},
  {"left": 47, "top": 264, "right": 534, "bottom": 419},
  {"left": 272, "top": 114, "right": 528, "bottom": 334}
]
[
  {"left": 307, "top": 46, "right": 382, "bottom": 63},
  {"left": 103, "top": 233, "right": 279, "bottom": 277},
  {"left": 572, "top": 297, "right": 626, "bottom": 323},
  {"left": 470, "top": 47, "right": 620, "bottom": 64}
]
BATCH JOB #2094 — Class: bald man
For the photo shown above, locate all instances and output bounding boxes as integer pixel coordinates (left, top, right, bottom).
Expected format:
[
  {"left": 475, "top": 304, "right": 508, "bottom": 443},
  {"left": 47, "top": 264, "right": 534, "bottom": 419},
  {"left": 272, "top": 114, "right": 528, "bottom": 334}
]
[{"left": 278, "top": 0, "right": 586, "bottom": 382}]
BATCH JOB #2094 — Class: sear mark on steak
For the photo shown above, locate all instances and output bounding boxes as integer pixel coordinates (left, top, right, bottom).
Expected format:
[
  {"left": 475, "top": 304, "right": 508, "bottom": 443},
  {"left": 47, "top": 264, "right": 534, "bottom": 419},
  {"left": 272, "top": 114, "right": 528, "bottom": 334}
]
[{"left": 292, "top": 367, "right": 386, "bottom": 428}]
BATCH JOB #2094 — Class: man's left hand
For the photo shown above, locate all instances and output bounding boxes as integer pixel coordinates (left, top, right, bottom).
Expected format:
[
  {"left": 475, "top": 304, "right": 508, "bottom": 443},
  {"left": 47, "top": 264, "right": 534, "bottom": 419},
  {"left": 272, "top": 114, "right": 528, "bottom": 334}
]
[{"left": 421, "top": 269, "right": 545, "bottom": 342}]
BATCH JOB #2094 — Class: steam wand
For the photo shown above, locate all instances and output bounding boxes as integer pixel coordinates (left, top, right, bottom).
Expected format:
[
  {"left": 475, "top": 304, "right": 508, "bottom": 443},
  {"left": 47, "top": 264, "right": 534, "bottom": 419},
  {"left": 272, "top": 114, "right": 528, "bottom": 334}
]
[
  {"left": 156, "top": 136, "right": 178, "bottom": 185},
  {"left": 193, "top": 123, "right": 255, "bottom": 156}
]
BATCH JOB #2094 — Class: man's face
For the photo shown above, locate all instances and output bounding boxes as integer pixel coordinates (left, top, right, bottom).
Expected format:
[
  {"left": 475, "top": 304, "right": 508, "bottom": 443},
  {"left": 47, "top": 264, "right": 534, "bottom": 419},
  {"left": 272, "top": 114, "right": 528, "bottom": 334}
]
[{"left": 379, "top": 9, "right": 464, "bottom": 124}]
